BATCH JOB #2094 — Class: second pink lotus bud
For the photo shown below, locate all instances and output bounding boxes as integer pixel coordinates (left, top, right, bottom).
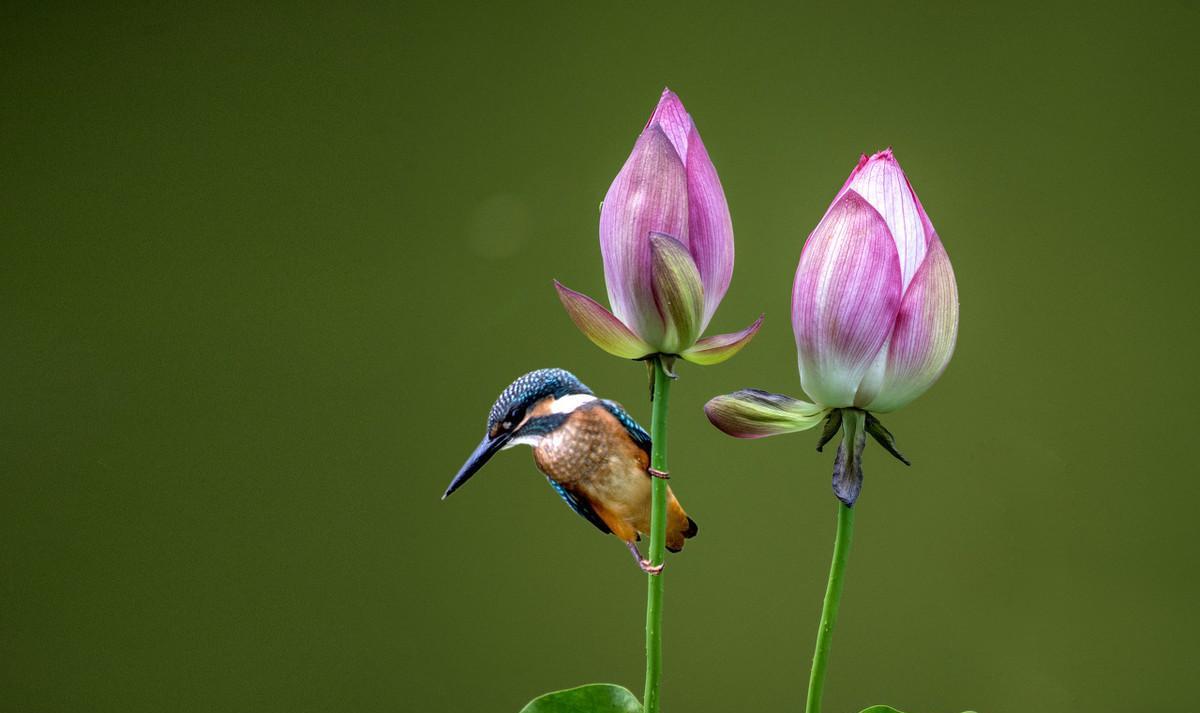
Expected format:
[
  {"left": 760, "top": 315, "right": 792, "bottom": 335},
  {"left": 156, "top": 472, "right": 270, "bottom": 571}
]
[{"left": 793, "top": 149, "right": 958, "bottom": 413}]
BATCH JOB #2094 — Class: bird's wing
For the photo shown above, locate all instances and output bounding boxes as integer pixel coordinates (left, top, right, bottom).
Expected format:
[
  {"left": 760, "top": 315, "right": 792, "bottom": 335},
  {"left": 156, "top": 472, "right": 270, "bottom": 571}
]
[
  {"left": 544, "top": 476, "right": 611, "bottom": 534},
  {"left": 599, "top": 399, "right": 652, "bottom": 456}
]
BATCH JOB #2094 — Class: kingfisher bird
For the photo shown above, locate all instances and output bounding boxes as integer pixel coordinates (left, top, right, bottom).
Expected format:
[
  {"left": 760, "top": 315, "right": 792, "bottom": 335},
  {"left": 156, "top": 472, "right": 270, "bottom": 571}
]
[{"left": 442, "top": 368, "right": 697, "bottom": 574}]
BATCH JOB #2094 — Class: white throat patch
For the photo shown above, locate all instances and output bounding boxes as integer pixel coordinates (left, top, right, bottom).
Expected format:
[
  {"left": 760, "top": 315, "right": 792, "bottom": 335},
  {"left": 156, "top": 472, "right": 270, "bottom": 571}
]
[{"left": 505, "top": 434, "right": 541, "bottom": 449}]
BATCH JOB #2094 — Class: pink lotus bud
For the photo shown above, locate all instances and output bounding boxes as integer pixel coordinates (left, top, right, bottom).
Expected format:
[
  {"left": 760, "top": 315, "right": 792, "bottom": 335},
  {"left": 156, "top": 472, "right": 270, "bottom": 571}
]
[
  {"left": 793, "top": 150, "right": 958, "bottom": 412},
  {"left": 556, "top": 89, "right": 759, "bottom": 364}
]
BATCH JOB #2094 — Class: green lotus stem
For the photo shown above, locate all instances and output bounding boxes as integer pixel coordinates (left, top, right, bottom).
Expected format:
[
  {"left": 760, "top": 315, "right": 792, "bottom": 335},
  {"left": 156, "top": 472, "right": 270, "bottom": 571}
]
[
  {"left": 805, "top": 501, "right": 856, "bottom": 713},
  {"left": 643, "top": 357, "right": 671, "bottom": 713}
]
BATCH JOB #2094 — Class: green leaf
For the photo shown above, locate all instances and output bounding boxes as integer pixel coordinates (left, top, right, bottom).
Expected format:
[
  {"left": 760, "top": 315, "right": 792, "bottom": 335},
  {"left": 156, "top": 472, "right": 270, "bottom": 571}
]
[
  {"left": 854, "top": 700, "right": 974, "bottom": 705},
  {"left": 859, "top": 707, "right": 905, "bottom": 713},
  {"left": 518, "top": 683, "right": 642, "bottom": 713}
]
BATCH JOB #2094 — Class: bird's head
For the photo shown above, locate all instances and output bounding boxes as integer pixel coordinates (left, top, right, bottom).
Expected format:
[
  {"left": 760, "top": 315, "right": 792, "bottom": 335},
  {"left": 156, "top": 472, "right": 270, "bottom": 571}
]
[{"left": 442, "top": 368, "right": 593, "bottom": 499}]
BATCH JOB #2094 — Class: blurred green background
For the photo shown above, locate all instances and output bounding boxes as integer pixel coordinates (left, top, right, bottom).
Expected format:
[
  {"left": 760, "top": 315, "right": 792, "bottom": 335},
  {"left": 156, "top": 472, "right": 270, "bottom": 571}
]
[{"left": 3, "top": 2, "right": 1197, "bottom": 712}]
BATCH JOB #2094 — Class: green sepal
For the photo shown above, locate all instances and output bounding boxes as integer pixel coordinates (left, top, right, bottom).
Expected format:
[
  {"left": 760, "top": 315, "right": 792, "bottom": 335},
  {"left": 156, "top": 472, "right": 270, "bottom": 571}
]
[
  {"left": 644, "top": 354, "right": 677, "bottom": 401},
  {"left": 832, "top": 408, "right": 867, "bottom": 506},
  {"left": 680, "top": 315, "right": 763, "bottom": 366},
  {"left": 554, "top": 280, "right": 654, "bottom": 360},
  {"left": 648, "top": 232, "right": 705, "bottom": 354},
  {"left": 704, "top": 389, "right": 828, "bottom": 439},
  {"left": 865, "top": 412, "right": 911, "bottom": 465},
  {"left": 660, "top": 353, "right": 678, "bottom": 379},
  {"left": 815, "top": 408, "right": 844, "bottom": 452},
  {"left": 518, "top": 683, "right": 642, "bottom": 713}
]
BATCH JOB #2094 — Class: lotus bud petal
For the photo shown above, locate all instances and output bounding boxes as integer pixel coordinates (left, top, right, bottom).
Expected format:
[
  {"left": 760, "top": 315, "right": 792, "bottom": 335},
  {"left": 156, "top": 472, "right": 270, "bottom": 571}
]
[
  {"left": 648, "top": 232, "right": 705, "bottom": 354},
  {"left": 836, "top": 150, "right": 959, "bottom": 412},
  {"left": 554, "top": 281, "right": 654, "bottom": 360},
  {"left": 652, "top": 105, "right": 735, "bottom": 331},
  {"left": 600, "top": 124, "right": 687, "bottom": 347},
  {"left": 835, "top": 149, "right": 929, "bottom": 291},
  {"left": 856, "top": 239, "right": 958, "bottom": 412},
  {"left": 680, "top": 315, "right": 763, "bottom": 365},
  {"left": 704, "top": 389, "right": 828, "bottom": 439},
  {"left": 792, "top": 191, "right": 902, "bottom": 408}
]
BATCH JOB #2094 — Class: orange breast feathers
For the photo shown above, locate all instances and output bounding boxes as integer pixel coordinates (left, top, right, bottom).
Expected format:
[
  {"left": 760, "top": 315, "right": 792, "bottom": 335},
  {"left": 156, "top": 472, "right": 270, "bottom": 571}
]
[
  {"left": 530, "top": 401, "right": 647, "bottom": 485},
  {"left": 530, "top": 402, "right": 695, "bottom": 551}
]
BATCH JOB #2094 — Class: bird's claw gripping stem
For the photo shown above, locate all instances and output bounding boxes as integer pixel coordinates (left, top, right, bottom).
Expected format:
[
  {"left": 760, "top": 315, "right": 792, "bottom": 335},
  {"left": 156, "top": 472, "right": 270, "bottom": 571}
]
[
  {"left": 648, "top": 467, "right": 670, "bottom": 480},
  {"left": 627, "top": 541, "right": 665, "bottom": 575},
  {"left": 640, "top": 560, "right": 665, "bottom": 575}
]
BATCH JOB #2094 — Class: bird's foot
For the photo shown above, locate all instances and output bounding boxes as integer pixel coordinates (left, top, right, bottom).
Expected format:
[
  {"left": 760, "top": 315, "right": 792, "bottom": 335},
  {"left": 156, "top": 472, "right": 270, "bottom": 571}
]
[
  {"left": 626, "top": 541, "right": 665, "bottom": 576},
  {"left": 647, "top": 467, "right": 670, "bottom": 480},
  {"left": 639, "top": 559, "right": 665, "bottom": 576}
]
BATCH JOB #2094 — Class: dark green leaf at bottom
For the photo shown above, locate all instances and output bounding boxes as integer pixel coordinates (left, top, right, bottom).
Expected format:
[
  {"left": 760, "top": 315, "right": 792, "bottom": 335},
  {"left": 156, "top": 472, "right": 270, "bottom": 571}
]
[
  {"left": 854, "top": 700, "right": 974, "bottom": 705},
  {"left": 519, "top": 683, "right": 642, "bottom": 713}
]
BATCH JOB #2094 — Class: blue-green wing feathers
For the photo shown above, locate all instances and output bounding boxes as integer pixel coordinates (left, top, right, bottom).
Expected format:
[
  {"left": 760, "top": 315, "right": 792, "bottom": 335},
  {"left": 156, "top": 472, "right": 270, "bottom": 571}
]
[
  {"left": 544, "top": 477, "right": 611, "bottom": 534},
  {"left": 600, "top": 399, "right": 652, "bottom": 456}
]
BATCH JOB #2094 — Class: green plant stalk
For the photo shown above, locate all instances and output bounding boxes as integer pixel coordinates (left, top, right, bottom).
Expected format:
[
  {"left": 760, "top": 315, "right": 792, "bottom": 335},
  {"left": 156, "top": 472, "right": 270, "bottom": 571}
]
[
  {"left": 642, "top": 357, "right": 671, "bottom": 713},
  {"left": 805, "top": 501, "right": 856, "bottom": 713}
]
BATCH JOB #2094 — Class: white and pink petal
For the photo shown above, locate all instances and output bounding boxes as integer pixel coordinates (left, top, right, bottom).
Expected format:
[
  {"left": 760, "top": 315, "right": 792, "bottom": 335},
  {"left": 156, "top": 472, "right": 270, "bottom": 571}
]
[
  {"left": 682, "top": 128, "right": 734, "bottom": 330},
  {"left": 792, "top": 190, "right": 902, "bottom": 408},
  {"left": 859, "top": 239, "right": 958, "bottom": 413},
  {"left": 840, "top": 149, "right": 928, "bottom": 291},
  {"left": 599, "top": 126, "right": 688, "bottom": 346},
  {"left": 645, "top": 88, "right": 691, "bottom": 161}
]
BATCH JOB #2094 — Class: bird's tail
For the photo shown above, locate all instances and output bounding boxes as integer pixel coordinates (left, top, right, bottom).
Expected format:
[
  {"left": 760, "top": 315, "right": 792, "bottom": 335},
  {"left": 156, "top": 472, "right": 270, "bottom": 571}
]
[{"left": 665, "top": 488, "right": 697, "bottom": 553}]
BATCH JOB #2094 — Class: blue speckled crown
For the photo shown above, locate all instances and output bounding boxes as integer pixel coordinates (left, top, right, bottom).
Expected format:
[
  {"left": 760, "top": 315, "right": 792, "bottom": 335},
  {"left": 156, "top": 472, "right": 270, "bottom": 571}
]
[{"left": 487, "top": 368, "right": 593, "bottom": 429}]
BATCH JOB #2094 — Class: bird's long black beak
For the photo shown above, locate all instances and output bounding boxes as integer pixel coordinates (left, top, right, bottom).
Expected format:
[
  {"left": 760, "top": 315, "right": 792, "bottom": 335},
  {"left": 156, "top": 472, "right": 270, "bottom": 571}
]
[{"left": 442, "top": 432, "right": 511, "bottom": 500}]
